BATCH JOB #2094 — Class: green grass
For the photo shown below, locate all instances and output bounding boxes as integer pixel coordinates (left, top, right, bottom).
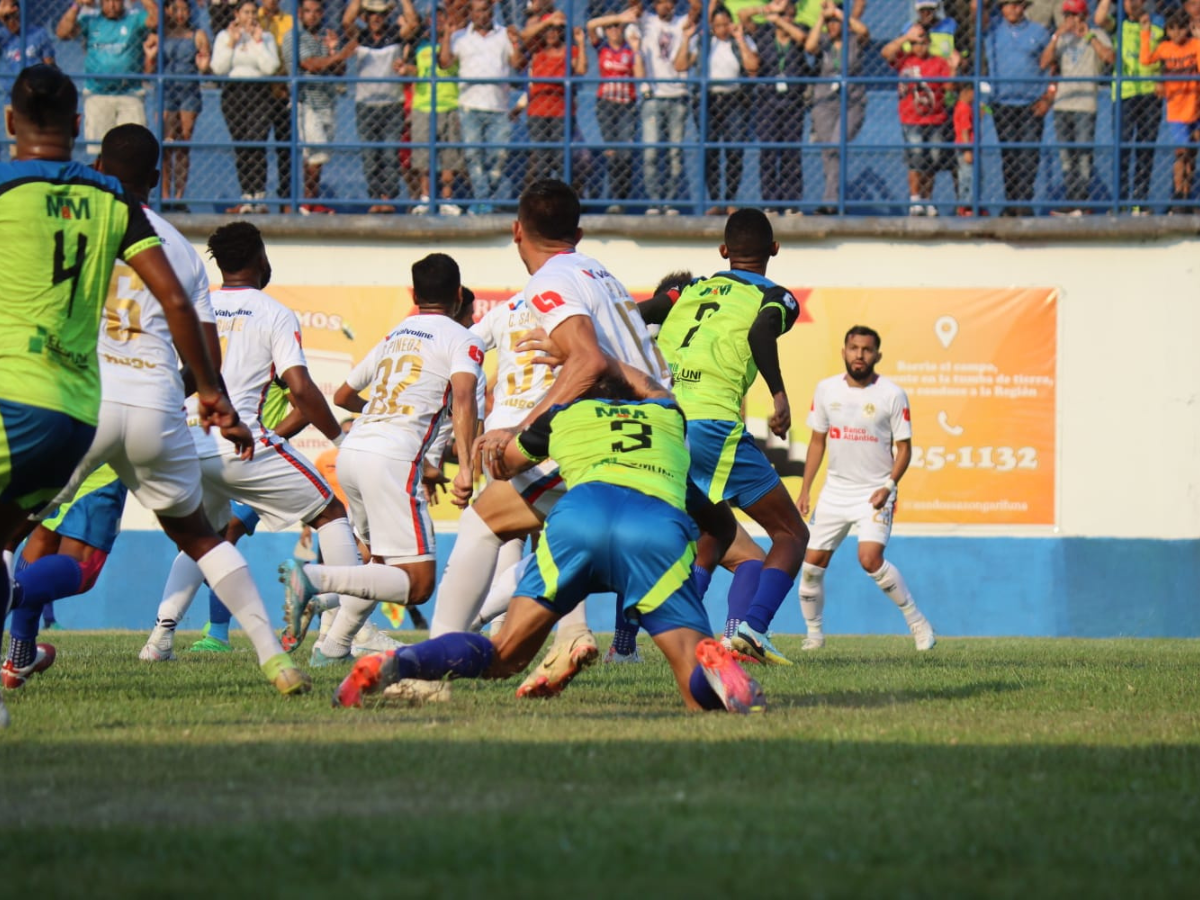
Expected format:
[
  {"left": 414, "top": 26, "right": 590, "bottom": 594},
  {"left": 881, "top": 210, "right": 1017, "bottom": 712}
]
[{"left": 2, "top": 632, "right": 1199, "bottom": 898}]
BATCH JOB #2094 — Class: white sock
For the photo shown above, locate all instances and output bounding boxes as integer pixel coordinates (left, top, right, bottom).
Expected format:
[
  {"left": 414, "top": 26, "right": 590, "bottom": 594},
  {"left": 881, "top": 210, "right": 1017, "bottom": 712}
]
[
  {"left": 429, "top": 506, "right": 503, "bottom": 637},
  {"left": 320, "top": 567, "right": 409, "bottom": 656},
  {"left": 154, "top": 552, "right": 206, "bottom": 628},
  {"left": 471, "top": 553, "right": 531, "bottom": 629},
  {"left": 318, "top": 607, "right": 338, "bottom": 640},
  {"left": 315, "top": 518, "right": 361, "bottom": 566},
  {"left": 798, "top": 562, "right": 826, "bottom": 635},
  {"left": 489, "top": 612, "right": 507, "bottom": 637},
  {"left": 304, "top": 562, "right": 411, "bottom": 601},
  {"left": 553, "top": 599, "right": 590, "bottom": 646},
  {"left": 195, "top": 542, "right": 283, "bottom": 664},
  {"left": 869, "top": 560, "right": 921, "bottom": 622}
]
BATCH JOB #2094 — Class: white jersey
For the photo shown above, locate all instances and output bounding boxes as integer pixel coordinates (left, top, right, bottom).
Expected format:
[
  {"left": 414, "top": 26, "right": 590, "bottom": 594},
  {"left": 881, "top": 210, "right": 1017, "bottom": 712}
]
[
  {"left": 525, "top": 251, "right": 670, "bottom": 384},
  {"left": 807, "top": 373, "right": 912, "bottom": 496},
  {"left": 471, "top": 292, "right": 555, "bottom": 431},
  {"left": 203, "top": 286, "right": 308, "bottom": 457},
  {"left": 344, "top": 313, "right": 484, "bottom": 462},
  {"left": 98, "top": 206, "right": 213, "bottom": 413}
]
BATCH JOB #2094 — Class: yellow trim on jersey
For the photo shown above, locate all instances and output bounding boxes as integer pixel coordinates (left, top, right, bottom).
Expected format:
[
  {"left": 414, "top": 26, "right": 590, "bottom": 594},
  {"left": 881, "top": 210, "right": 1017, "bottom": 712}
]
[
  {"left": 124, "top": 236, "right": 160, "bottom": 261},
  {"left": 708, "top": 422, "right": 744, "bottom": 502},
  {"left": 634, "top": 541, "right": 697, "bottom": 616},
  {"left": 535, "top": 531, "right": 560, "bottom": 599}
]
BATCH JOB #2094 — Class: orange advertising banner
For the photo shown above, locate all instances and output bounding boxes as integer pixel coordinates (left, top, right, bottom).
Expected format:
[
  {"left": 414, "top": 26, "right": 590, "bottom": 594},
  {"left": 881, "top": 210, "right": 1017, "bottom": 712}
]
[
  {"left": 744, "top": 287, "right": 1058, "bottom": 526},
  {"left": 271, "top": 283, "right": 1057, "bottom": 528}
]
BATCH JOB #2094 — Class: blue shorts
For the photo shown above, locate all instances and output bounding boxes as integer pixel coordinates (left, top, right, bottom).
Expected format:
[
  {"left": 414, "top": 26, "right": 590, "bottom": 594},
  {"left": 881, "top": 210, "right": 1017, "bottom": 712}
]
[
  {"left": 1167, "top": 120, "right": 1200, "bottom": 146},
  {"left": 163, "top": 83, "right": 203, "bottom": 114},
  {"left": 0, "top": 400, "right": 96, "bottom": 511},
  {"left": 514, "top": 482, "right": 710, "bottom": 637},
  {"left": 901, "top": 122, "right": 944, "bottom": 172},
  {"left": 230, "top": 501, "right": 260, "bottom": 534},
  {"left": 54, "top": 478, "right": 128, "bottom": 553},
  {"left": 686, "top": 419, "right": 781, "bottom": 509}
]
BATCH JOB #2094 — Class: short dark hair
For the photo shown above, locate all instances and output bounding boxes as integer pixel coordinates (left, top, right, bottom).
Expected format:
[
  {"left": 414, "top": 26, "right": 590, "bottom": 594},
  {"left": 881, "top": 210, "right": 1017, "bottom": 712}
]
[
  {"left": 412, "top": 252, "right": 461, "bottom": 308},
  {"left": 99, "top": 124, "right": 159, "bottom": 185},
  {"left": 654, "top": 270, "right": 693, "bottom": 296},
  {"left": 207, "top": 221, "right": 265, "bottom": 273},
  {"left": 11, "top": 65, "right": 77, "bottom": 130},
  {"left": 586, "top": 371, "right": 636, "bottom": 402},
  {"left": 1168, "top": 9, "right": 1191, "bottom": 29},
  {"left": 518, "top": 179, "right": 580, "bottom": 243},
  {"left": 723, "top": 208, "right": 774, "bottom": 258},
  {"left": 457, "top": 286, "right": 477, "bottom": 325},
  {"left": 844, "top": 324, "right": 881, "bottom": 349}
]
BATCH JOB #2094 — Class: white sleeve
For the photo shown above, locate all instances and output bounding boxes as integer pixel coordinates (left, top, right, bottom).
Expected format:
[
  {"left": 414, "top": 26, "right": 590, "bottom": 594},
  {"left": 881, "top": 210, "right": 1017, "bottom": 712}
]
[
  {"left": 526, "top": 269, "right": 587, "bottom": 335},
  {"left": 347, "top": 339, "right": 385, "bottom": 392},
  {"left": 890, "top": 387, "right": 913, "bottom": 442},
  {"left": 271, "top": 306, "right": 309, "bottom": 377},
  {"left": 210, "top": 31, "right": 234, "bottom": 75},
  {"left": 806, "top": 381, "right": 829, "bottom": 434},
  {"left": 449, "top": 27, "right": 467, "bottom": 59},
  {"left": 190, "top": 256, "right": 214, "bottom": 325},
  {"left": 470, "top": 316, "right": 497, "bottom": 353},
  {"left": 424, "top": 417, "right": 453, "bottom": 468},
  {"left": 450, "top": 333, "right": 486, "bottom": 379}
]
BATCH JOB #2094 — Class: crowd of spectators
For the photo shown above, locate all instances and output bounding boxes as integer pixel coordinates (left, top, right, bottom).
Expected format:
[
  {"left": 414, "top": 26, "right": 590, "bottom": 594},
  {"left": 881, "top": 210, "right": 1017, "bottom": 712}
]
[{"left": 3, "top": 0, "right": 1200, "bottom": 214}]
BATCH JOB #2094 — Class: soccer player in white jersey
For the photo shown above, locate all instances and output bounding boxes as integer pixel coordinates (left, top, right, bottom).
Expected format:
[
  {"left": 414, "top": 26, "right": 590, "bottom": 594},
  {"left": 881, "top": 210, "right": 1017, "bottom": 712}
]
[
  {"left": 796, "top": 325, "right": 936, "bottom": 651},
  {"left": 461, "top": 179, "right": 673, "bottom": 697},
  {"left": 44, "top": 126, "right": 311, "bottom": 695},
  {"left": 281, "top": 252, "right": 484, "bottom": 665},
  {"left": 140, "top": 220, "right": 370, "bottom": 667}
]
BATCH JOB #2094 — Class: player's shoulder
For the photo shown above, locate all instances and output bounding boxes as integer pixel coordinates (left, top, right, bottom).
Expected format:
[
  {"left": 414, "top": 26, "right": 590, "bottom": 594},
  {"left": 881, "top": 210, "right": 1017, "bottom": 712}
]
[
  {"left": 815, "top": 373, "right": 846, "bottom": 394},
  {"left": 872, "top": 375, "right": 910, "bottom": 402}
]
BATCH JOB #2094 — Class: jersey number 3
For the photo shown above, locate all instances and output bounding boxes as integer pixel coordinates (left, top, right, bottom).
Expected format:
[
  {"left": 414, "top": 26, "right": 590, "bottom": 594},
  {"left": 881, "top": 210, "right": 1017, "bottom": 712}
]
[{"left": 610, "top": 420, "right": 653, "bottom": 452}]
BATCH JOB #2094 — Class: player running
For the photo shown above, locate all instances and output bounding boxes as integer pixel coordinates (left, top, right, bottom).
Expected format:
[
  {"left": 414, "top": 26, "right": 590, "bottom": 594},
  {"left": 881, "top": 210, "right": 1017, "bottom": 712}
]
[
  {"left": 796, "top": 325, "right": 935, "bottom": 651},
  {"left": 333, "top": 376, "right": 764, "bottom": 714}
]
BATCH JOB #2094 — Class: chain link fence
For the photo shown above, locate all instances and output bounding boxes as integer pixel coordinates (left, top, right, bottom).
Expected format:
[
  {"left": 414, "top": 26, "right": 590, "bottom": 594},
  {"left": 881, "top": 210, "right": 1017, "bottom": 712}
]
[{"left": 4, "top": 0, "right": 1195, "bottom": 216}]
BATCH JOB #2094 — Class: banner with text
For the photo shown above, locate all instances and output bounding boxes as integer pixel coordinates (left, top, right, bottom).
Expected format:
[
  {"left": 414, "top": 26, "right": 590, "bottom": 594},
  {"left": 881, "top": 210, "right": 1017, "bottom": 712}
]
[{"left": 744, "top": 287, "right": 1058, "bottom": 526}]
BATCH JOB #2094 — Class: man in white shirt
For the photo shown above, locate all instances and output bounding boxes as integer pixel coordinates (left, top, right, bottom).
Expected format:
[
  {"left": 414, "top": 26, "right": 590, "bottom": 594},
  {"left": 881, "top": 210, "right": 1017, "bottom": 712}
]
[
  {"left": 795, "top": 325, "right": 935, "bottom": 651},
  {"left": 637, "top": 0, "right": 701, "bottom": 214},
  {"left": 440, "top": 0, "right": 526, "bottom": 213},
  {"left": 282, "top": 253, "right": 484, "bottom": 662}
]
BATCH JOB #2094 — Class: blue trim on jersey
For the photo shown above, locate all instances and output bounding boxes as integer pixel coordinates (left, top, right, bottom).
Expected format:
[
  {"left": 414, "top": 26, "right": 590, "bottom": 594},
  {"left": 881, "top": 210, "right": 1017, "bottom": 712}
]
[
  {"left": 713, "top": 269, "right": 781, "bottom": 289},
  {"left": 0, "top": 159, "right": 128, "bottom": 199},
  {"left": 54, "top": 478, "right": 128, "bottom": 553}
]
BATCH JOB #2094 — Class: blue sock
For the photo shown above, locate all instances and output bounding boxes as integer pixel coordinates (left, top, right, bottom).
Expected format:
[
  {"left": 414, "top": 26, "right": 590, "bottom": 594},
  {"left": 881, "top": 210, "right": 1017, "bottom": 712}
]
[
  {"left": 208, "top": 590, "right": 232, "bottom": 642},
  {"left": 724, "top": 559, "right": 762, "bottom": 638},
  {"left": 611, "top": 615, "right": 638, "bottom": 656},
  {"left": 689, "top": 665, "right": 725, "bottom": 711},
  {"left": 691, "top": 564, "right": 713, "bottom": 598},
  {"left": 743, "top": 567, "right": 797, "bottom": 634},
  {"left": 393, "top": 632, "right": 495, "bottom": 681},
  {"left": 14, "top": 555, "right": 82, "bottom": 609}
]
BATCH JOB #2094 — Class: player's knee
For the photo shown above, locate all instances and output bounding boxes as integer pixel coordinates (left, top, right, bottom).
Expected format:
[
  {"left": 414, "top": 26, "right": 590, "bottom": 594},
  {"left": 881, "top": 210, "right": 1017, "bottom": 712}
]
[{"left": 859, "top": 550, "right": 884, "bottom": 574}]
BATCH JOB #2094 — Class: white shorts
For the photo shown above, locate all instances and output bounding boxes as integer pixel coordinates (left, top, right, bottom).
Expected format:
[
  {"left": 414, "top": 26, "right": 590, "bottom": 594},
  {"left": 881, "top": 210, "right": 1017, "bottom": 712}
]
[
  {"left": 337, "top": 446, "right": 434, "bottom": 563},
  {"left": 200, "top": 439, "right": 332, "bottom": 532},
  {"left": 51, "top": 401, "right": 202, "bottom": 518},
  {"left": 510, "top": 458, "right": 566, "bottom": 518},
  {"left": 807, "top": 489, "right": 895, "bottom": 552},
  {"left": 298, "top": 103, "right": 334, "bottom": 166}
]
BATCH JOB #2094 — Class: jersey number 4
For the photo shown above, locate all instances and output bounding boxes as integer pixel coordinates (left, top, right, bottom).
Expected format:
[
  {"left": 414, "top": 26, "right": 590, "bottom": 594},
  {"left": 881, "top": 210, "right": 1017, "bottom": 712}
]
[
  {"left": 53, "top": 230, "right": 89, "bottom": 317},
  {"left": 610, "top": 420, "right": 653, "bottom": 452}
]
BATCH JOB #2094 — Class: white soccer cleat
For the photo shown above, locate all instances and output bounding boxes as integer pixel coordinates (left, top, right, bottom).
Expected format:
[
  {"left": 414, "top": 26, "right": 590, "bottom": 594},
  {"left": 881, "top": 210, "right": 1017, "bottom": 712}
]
[
  {"left": 801, "top": 634, "right": 826, "bottom": 651},
  {"left": 603, "top": 645, "right": 643, "bottom": 664},
  {"left": 381, "top": 678, "right": 453, "bottom": 705},
  {"left": 350, "top": 622, "right": 405, "bottom": 657},
  {"left": 910, "top": 615, "right": 936, "bottom": 652},
  {"left": 139, "top": 625, "right": 177, "bottom": 662}
]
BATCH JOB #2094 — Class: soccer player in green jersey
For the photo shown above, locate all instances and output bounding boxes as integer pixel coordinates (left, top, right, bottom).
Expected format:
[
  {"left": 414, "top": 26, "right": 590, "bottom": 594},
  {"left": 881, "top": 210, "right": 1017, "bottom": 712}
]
[
  {"left": 643, "top": 208, "right": 809, "bottom": 665},
  {"left": 333, "top": 375, "right": 766, "bottom": 714},
  {"left": 0, "top": 68, "right": 237, "bottom": 724}
]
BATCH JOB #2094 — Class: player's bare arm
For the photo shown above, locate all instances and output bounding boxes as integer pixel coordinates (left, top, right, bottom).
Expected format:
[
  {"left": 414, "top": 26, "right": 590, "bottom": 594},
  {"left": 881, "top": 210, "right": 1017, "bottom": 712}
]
[
  {"left": 271, "top": 392, "right": 308, "bottom": 440},
  {"left": 333, "top": 381, "right": 367, "bottom": 413},
  {"left": 871, "top": 438, "right": 912, "bottom": 510},
  {"left": 797, "top": 430, "right": 827, "bottom": 518},
  {"left": 747, "top": 307, "right": 790, "bottom": 438},
  {"left": 516, "top": 327, "right": 671, "bottom": 400},
  {"left": 280, "top": 365, "right": 341, "bottom": 442},
  {"left": 449, "top": 371, "right": 480, "bottom": 509}
]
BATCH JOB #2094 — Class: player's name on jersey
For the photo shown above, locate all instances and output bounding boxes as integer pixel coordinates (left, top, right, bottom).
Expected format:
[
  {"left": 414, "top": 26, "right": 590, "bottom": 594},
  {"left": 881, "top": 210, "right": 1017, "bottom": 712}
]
[
  {"left": 499, "top": 397, "right": 537, "bottom": 410},
  {"left": 102, "top": 353, "right": 160, "bottom": 370},
  {"left": 384, "top": 334, "right": 428, "bottom": 353}
]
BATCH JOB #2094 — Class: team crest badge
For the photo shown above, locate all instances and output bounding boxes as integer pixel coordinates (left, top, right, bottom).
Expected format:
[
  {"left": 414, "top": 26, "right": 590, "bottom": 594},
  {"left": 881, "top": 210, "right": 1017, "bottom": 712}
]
[{"left": 862, "top": 403, "right": 876, "bottom": 418}]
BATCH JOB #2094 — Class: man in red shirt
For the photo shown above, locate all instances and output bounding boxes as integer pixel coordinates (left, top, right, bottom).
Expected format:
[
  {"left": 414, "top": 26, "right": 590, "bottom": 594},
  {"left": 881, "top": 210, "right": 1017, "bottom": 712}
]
[{"left": 882, "top": 23, "right": 952, "bottom": 216}]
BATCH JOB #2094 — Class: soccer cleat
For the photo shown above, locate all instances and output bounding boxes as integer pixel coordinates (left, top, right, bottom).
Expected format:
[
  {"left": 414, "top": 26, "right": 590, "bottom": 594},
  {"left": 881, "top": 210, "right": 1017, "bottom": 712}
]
[
  {"left": 2, "top": 643, "right": 57, "bottom": 690},
  {"left": 350, "top": 622, "right": 405, "bottom": 658},
  {"left": 515, "top": 629, "right": 599, "bottom": 699},
  {"left": 603, "top": 645, "right": 643, "bottom": 664},
  {"left": 801, "top": 634, "right": 826, "bottom": 651},
  {"left": 279, "top": 559, "right": 317, "bottom": 651},
  {"left": 262, "top": 653, "right": 312, "bottom": 696},
  {"left": 139, "top": 625, "right": 177, "bottom": 662},
  {"left": 189, "top": 635, "right": 232, "bottom": 653},
  {"left": 719, "top": 636, "right": 762, "bottom": 665},
  {"left": 333, "top": 651, "right": 399, "bottom": 708},
  {"left": 731, "top": 623, "right": 794, "bottom": 666},
  {"left": 695, "top": 638, "right": 766, "bottom": 714},
  {"left": 309, "top": 645, "right": 353, "bottom": 668},
  {"left": 381, "top": 678, "right": 452, "bottom": 705},
  {"left": 910, "top": 615, "right": 937, "bottom": 652}
]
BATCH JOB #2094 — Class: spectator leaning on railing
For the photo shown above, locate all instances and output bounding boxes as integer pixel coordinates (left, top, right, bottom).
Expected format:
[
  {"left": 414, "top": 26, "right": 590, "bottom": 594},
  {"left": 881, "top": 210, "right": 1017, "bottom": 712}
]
[
  {"left": 1140, "top": 7, "right": 1200, "bottom": 212},
  {"left": 982, "top": 0, "right": 1052, "bottom": 216},
  {"left": 806, "top": 0, "right": 869, "bottom": 214},
  {"left": 1040, "top": 0, "right": 1113, "bottom": 216},
  {"left": 1096, "top": 0, "right": 1162, "bottom": 214},
  {"left": 211, "top": 0, "right": 280, "bottom": 213},
  {"left": 258, "top": 0, "right": 294, "bottom": 211},
  {"left": 524, "top": 11, "right": 587, "bottom": 188},
  {"left": 57, "top": 0, "right": 158, "bottom": 151},
  {"left": 587, "top": 6, "right": 644, "bottom": 212},
  {"left": 343, "top": 0, "right": 420, "bottom": 214}
]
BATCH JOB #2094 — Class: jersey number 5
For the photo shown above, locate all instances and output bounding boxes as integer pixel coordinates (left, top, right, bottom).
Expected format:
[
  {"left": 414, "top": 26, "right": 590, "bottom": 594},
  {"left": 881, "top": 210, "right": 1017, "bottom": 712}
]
[
  {"left": 679, "top": 301, "right": 720, "bottom": 349},
  {"left": 610, "top": 420, "right": 653, "bottom": 452}
]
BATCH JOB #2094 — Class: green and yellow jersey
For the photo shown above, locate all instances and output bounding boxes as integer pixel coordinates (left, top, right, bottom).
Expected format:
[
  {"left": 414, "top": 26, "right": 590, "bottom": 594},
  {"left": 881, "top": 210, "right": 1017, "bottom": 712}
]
[
  {"left": 517, "top": 398, "right": 691, "bottom": 512},
  {"left": 657, "top": 270, "right": 800, "bottom": 421},
  {"left": 0, "top": 159, "right": 160, "bottom": 426}
]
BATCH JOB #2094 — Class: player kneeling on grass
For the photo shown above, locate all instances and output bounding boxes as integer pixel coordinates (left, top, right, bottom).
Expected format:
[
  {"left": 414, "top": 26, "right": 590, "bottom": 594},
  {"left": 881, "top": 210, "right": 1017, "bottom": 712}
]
[{"left": 334, "top": 376, "right": 767, "bottom": 714}]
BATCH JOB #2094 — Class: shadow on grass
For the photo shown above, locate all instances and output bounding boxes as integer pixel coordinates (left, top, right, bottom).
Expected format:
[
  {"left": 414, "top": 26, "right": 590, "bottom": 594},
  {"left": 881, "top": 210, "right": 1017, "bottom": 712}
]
[{"left": 775, "top": 678, "right": 1027, "bottom": 709}]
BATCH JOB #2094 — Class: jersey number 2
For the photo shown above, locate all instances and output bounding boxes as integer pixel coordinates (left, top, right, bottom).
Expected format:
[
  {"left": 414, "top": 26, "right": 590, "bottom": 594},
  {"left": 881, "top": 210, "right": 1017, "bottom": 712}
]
[
  {"left": 679, "top": 301, "right": 720, "bottom": 349},
  {"left": 53, "top": 230, "right": 88, "bottom": 316}
]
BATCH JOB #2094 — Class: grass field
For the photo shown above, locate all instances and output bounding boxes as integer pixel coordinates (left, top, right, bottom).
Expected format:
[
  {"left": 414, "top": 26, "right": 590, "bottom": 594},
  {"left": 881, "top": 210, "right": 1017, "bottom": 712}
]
[{"left": 2, "top": 631, "right": 1198, "bottom": 898}]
